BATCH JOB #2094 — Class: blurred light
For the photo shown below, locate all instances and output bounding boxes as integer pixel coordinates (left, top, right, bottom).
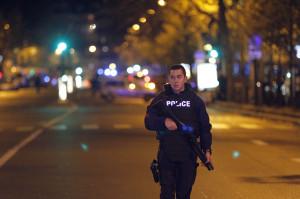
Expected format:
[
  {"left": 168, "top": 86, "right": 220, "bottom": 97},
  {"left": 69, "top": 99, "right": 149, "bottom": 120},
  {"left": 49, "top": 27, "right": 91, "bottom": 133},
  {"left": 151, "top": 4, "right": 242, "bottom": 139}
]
[
  {"left": 80, "top": 143, "right": 89, "bottom": 152},
  {"left": 0, "top": 72, "right": 3, "bottom": 79},
  {"left": 89, "top": 45, "right": 97, "bottom": 53},
  {"left": 137, "top": 71, "right": 144, "bottom": 78},
  {"left": 83, "top": 79, "right": 91, "bottom": 88},
  {"left": 139, "top": 17, "right": 147, "bottom": 23},
  {"left": 111, "top": 69, "right": 118, "bottom": 77},
  {"left": 75, "top": 67, "right": 83, "bottom": 75},
  {"left": 133, "top": 64, "right": 141, "bottom": 72},
  {"left": 104, "top": 68, "right": 111, "bottom": 76},
  {"left": 51, "top": 78, "right": 58, "bottom": 86},
  {"left": 144, "top": 76, "right": 151, "bottom": 82},
  {"left": 204, "top": 44, "right": 212, "bottom": 51},
  {"left": 44, "top": 76, "right": 50, "bottom": 83},
  {"left": 132, "top": 24, "right": 140, "bottom": 31},
  {"left": 102, "top": 46, "right": 109, "bottom": 52},
  {"left": 57, "top": 42, "right": 67, "bottom": 52},
  {"left": 286, "top": 72, "right": 291, "bottom": 79},
  {"left": 0, "top": 55, "right": 3, "bottom": 63},
  {"left": 70, "top": 48, "right": 75, "bottom": 54},
  {"left": 97, "top": 68, "right": 104, "bottom": 75},
  {"left": 127, "top": 67, "right": 134, "bottom": 74},
  {"left": 62, "top": 75, "right": 68, "bottom": 82},
  {"left": 197, "top": 63, "right": 219, "bottom": 90},
  {"left": 158, "top": 0, "right": 166, "bottom": 7},
  {"left": 55, "top": 49, "right": 62, "bottom": 55},
  {"left": 147, "top": 9, "right": 156, "bottom": 15},
  {"left": 109, "top": 63, "right": 117, "bottom": 70},
  {"left": 89, "top": 24, "right": 96, "bottom": 31},
  {"left": 210, "top": 49, "right": 219, "bottom": 58},
  {"left": 128, "top": 75, "right": 134, "bottom": 82},
  {"left": 148, "top": 82, "right": 156, "bottom": 90},
  {"left": 129, "top": 83, "right": 136, "bottom": 90},
  {"left": 296, "top": 45, "right": 300, "bottom": 59},
  {"left": 11, "top": 66, "right": 17, "bottom": 73},
  {"left": 264, "top": 85, "right": 270, "bottom": 92},
  {"left": 4, "top": 23, "right": 10, "bottom": 30},
  {"left": 58, "top": 78, "right": 67, "bottom": 101},
  {"left": 256, "top": 81, "right": 261, "bottom": 87},
  {"left": 75, "top": 75, "right": 82, "bottom": 88},
  {"left": 208, "top": 57, "right": 217, "bottom": 64},
  {"left": 67, "top": 76, "right": 74, "bottom": 93},
  {"left": 142, "top": 69, "right": 149, "bottom": 76},
  {"left": 232, "top": 150, "right": 240, "bottom": 159}
]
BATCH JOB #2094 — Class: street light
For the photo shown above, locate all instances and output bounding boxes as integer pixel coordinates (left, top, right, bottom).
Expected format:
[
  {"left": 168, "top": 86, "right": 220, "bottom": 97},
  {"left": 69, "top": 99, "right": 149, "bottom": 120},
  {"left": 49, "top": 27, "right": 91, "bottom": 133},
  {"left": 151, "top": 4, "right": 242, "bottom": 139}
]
[
  {"left": 158, "top": 0, "right": 167, "bottom": 7},
  {"left": 55, "top": 42, "right": 67, "bottom": 55},
  {"left": 139, "top": 17, "right": 147, "bottom": 23},
  {"left": 132, "top": 24, "right": 140, "bottom": 31}
]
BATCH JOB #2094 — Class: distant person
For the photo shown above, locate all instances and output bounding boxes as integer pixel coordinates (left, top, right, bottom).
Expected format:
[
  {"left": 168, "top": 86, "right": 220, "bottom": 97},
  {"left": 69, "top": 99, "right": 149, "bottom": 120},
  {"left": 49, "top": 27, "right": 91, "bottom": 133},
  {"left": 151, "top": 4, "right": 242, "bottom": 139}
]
[
  {"left": 34, "top": 75, "right": 42, "bottom": 93},
  {"left": 144, "top": 64, "right": 213, "bottom": 199},
  {"left": 90, "top": 75, "right": 100, "bottom": 96}
]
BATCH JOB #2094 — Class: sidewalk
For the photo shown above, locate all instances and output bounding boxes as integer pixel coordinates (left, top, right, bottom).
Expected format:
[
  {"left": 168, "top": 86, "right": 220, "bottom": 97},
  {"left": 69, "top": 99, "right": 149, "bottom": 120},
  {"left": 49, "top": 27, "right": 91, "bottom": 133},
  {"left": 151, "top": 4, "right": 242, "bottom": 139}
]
[{"left": 211, "top": 101, "right": 300, "bottom": 126}]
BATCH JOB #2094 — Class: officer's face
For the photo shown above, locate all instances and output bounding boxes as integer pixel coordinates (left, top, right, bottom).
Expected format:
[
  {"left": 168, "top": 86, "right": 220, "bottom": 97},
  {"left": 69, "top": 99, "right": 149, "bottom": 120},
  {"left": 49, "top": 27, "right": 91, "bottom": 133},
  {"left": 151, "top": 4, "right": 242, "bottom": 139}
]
[{"left": 168, "top": 69, "right": 187, "bottom": 94}]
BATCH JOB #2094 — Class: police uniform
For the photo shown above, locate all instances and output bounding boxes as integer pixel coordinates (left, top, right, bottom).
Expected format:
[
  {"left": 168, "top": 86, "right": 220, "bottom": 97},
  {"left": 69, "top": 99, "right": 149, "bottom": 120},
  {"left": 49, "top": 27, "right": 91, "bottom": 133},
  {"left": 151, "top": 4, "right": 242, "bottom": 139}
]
[{"left": 145, "top": 83, "right": 212, "bottom": 199}]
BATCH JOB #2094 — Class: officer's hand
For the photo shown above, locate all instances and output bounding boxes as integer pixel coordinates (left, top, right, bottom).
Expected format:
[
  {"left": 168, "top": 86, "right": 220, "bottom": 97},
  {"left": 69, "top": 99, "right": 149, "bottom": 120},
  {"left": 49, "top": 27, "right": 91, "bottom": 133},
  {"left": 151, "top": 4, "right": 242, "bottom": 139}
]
[
  {"left": 205, "top": 151, "right": 212, "bottom": 163},
  {"left": 164, "top": 118, "right": 177, "bottom": 131}
]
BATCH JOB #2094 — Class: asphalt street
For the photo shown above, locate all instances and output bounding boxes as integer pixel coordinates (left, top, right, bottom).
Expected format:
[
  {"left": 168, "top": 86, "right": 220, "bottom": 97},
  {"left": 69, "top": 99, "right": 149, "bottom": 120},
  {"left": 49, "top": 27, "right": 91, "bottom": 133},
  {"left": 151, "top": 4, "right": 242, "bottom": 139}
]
[{"left": 0, "top": 88, "right": 299, "bottom": 199}]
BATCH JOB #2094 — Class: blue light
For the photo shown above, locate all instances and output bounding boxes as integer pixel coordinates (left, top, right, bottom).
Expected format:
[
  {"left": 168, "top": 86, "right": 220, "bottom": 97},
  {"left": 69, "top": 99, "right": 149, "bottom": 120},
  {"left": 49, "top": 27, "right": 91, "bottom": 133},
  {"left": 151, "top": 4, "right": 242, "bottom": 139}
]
[
  {"left": 51, "top": 78, "right": 58, "bottom": 86},
  {"left": 97, "top": 68, "right": 104, "bottom": 75},
  {"left": 44, "top": 76, "right": 50, "bottom": 83},
  {"left": 232, "top": 150, "right": 240, "bottom": 159},
  {"left": 80, "top": 143, "right": 89, "bottom": 152}
]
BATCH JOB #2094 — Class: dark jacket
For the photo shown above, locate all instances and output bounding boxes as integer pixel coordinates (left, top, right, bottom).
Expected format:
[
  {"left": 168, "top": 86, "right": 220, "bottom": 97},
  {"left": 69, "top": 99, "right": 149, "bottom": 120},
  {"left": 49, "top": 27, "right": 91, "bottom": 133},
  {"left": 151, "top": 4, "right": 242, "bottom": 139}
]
[{"left": 144, "top": 83, "right": 212, "bottom": 161}]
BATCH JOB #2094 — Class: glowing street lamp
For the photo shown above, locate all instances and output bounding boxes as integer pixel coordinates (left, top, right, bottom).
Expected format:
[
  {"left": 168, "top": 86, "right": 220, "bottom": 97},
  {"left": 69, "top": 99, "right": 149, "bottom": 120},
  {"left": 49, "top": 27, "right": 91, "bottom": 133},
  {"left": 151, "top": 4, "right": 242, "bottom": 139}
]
[
  {"left": 139, "top": 17, "right": 147, "bottom": 23},
  {"left": 55, "top": 42, "right": 67, "bottom": 55},
  {"left": 158, "top": 0, "right": 166, "bottom": 7},
  {"left": 132, "top": 24, "right": 140, "bottom": 31},
  {"left": 89, "top": 45, "right": 97, "bottom": 53}
]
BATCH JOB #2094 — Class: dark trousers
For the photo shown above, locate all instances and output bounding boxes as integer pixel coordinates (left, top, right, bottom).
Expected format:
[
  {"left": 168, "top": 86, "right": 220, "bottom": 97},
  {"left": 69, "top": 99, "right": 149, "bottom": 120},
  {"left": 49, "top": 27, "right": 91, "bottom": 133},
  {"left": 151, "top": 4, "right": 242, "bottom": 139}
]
[{"left": 158, "top": 152, "right": 197, "bottom": 199}]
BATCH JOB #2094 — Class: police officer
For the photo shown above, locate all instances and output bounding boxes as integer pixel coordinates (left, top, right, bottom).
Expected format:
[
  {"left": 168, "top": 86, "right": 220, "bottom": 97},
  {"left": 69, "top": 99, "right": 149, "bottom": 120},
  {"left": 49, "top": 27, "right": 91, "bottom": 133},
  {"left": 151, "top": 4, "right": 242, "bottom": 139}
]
[{"left": 144, "top": 64, "right": 212, "bottom": 199}]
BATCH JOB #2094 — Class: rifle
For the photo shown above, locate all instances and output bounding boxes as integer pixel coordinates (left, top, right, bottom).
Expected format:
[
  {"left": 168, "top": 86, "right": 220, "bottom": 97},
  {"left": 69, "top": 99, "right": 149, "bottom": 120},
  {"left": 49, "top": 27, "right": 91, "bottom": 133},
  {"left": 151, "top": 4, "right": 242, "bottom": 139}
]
[{"left": 150, "top": 99, "right": 214, "bottom": 171}]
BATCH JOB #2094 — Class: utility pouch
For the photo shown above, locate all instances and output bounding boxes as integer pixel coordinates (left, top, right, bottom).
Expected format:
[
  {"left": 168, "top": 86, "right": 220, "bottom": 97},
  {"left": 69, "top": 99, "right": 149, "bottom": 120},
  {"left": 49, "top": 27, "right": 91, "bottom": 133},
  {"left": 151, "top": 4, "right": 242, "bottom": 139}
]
[{"left": 150, "top": 159, "right": 160, "bottom": 183}]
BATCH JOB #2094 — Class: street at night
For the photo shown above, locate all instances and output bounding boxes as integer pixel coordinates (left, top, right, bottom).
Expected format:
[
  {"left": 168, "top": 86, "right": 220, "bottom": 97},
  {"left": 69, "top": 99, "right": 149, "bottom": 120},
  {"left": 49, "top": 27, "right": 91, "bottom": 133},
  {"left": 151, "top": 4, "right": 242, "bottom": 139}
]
[
  {"left": 1, "top": 0, "right": 300, "bottom": 198},
  {"left": 0, "top": 89, "right": 299, "bottom": 198}
]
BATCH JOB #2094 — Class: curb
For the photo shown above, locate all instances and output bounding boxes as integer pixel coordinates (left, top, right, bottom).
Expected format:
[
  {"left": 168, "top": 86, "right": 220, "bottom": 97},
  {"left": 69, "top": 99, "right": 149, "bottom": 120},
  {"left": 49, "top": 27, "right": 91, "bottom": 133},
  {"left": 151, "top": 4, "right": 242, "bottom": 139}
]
[{"left": 211, "top": 102, "right": 300, "bottom": 127}]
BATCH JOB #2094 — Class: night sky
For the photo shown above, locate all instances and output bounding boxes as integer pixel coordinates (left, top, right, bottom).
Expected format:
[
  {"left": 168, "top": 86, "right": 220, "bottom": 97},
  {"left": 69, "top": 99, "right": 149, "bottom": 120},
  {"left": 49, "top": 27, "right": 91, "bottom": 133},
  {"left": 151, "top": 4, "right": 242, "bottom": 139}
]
[{"left": 1, "top": 0, "right": 158, "bottom": 50}]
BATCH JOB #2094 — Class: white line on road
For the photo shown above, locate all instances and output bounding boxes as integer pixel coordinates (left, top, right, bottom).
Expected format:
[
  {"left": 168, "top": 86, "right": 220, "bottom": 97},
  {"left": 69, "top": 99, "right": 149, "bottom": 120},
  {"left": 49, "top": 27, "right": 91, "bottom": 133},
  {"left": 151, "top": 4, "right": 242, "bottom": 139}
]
[
  {"left": 51, "top": 124, "right": 67, "bottom": 130},
  {"left": 113, "top": 124, "right": 132, "bottom": 129},
  {"left": 239, "top": 123, "right": 262, "bottom": 129},
  {"left": 291, "top": 158, "right": 300, "bottom": 163},
  {"left": 82, "top": 124, "right": 99, "bottom": 130},
  {"left": 251, "top": 139, "right": 268, "bottom": 146},
  {"left": 0, "top": 106, "right": 77, "bottom": 168},
  {"left": 16, "top": 126, "right": 34, "bottom": 132},
  {"left": 212, "top": 123, "right": 231, "bottom": 130},
  {"left": 200, "top": 191, "right": 208, "bottom": 198}
]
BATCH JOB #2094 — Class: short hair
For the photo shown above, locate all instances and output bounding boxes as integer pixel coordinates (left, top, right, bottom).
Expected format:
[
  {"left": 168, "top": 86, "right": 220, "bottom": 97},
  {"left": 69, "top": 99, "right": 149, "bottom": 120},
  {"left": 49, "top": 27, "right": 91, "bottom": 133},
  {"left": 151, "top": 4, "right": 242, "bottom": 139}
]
[{"left": 168, "top": 64, "right": 186, "bottom": 77}]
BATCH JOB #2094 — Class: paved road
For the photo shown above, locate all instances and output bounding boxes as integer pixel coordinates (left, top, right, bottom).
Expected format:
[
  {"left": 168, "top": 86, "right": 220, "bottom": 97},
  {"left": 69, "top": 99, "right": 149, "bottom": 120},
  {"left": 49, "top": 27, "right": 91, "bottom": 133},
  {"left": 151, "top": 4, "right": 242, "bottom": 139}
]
[{"left": 0, "top": 88, "right": 299, "bottom": 198}]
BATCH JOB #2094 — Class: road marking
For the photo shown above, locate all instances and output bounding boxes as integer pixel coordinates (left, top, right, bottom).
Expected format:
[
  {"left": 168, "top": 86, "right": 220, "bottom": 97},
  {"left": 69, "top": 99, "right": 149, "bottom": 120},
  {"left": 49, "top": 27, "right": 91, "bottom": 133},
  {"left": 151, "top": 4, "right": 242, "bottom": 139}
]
[
  {"left": 291, "top": 158, "right": 300, "bottom": 163},
  {"left": 51, "top": 124, "right": 67, "bottom": 130},
  {"left": 251, "top": 139, "right": 268, "bottom": 146},
  {"left": 272, "top": 124, "right": 294, "bottom": 130},
  {"left": 239, "top": 123, "right": 262, "bottom": 129},
  {"left": 113, "top": 124, "right": 132, "bottom": 129},
  {"left": 82, "top": 124, "right": 99, "bottom": 130},
  {"left": 16, "top": 126, "right": 34, "bottom": 132},
  {"left": 200, "top": 191, "right": 208, "bottom": 199},
  {"left": 0, "top": 106, "right": 77, "bottom": 168},
  {"left": 212, "top": 123, "right": 231, "bottom": 129}
]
